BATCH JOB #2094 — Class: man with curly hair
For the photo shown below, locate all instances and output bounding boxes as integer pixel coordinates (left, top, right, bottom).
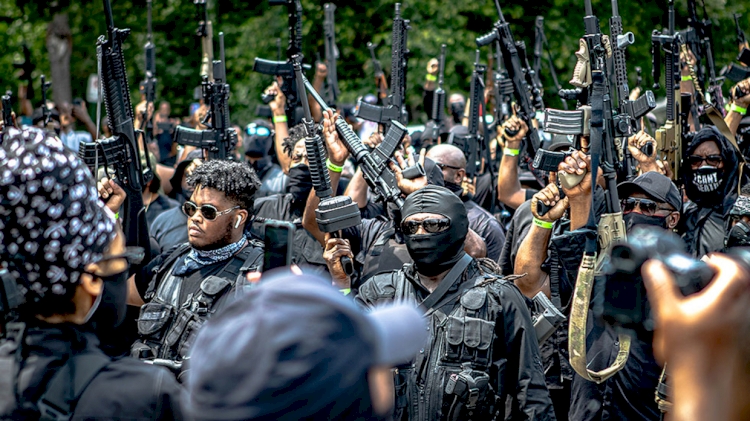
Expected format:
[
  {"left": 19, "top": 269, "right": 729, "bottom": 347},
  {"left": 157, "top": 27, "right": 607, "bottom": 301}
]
[{"left": 128, "top": 159, "right": 265, "bottom": 373}]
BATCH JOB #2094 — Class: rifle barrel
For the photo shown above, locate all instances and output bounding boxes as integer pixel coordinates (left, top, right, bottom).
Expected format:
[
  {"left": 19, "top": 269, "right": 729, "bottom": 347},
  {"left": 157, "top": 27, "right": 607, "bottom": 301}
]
[{"left": 104, "top": 0, "right": 115, "bottom": 31}]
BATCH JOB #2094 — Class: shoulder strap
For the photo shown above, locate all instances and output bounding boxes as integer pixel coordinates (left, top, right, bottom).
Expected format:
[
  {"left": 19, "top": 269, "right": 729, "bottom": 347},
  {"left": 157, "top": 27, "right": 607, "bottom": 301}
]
[
  {"left": 420, "top": 254, "right": 473, "bottom": 311},
  {"left": 219, "top": 241, "right": 264, "bottom": 285},
  {"left": 37, "top": 353, "right": 111, "bottom": 421}
]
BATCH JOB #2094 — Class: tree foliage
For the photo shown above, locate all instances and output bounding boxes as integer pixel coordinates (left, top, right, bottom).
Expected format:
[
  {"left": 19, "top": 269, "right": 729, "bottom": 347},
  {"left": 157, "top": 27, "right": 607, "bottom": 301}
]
[{"left": 0, "top": 0, "right": 748, "bottom": 125}]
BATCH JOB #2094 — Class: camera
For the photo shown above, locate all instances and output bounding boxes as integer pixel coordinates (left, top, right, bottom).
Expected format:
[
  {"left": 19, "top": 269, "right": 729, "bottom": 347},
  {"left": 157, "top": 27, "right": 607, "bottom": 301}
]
[{"left": 596, "top": 226, "right": 715, "bottom": 334}]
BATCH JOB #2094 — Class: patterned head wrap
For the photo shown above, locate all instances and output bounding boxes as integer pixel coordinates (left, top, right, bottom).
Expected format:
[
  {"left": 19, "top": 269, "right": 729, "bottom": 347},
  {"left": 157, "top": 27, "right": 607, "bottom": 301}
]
[
  {"left": 0, "top": 127, "right": 116, "bottom": 305},
  {"left": 730, "top": 195, "right": 750, "bottom": 217}
]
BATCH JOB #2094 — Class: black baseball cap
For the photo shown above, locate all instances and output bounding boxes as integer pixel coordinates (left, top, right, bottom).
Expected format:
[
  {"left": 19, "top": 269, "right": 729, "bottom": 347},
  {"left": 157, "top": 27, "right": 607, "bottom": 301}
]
[
  {"left": 618, "top": 172, "right": 682, "bottom": 211},
  {"left": 183, "top": 272, "right": 427, "bottom": 421}
]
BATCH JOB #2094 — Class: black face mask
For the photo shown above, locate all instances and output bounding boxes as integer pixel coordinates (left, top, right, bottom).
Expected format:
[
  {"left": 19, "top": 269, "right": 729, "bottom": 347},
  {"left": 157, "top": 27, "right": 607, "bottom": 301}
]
[
  {"left": 401, "top": 186, "right": 469, "bottom": 277},
  {"left": 450, "top": 102, "right": 465, "bottom": 124},
  {"left": 692, "top": 166, "right": 723, "bottom": 193},
  {"left": 727, "top": 220, "right": 750, "bottom": 248},
  {"left": 86, "top": 269, "right": 129, "bottom": 332},
  {"left": 250, "top": 156, "right": 272, "bottom": 176},
  {"left": 444, "top": 181, "right": 463, "bottom": 196},
  {"left": 623, "top": 212, "right": 669, "bottom": 232},
  {"left": 288, "top": 164, "right": 314, "bottom": 203}
]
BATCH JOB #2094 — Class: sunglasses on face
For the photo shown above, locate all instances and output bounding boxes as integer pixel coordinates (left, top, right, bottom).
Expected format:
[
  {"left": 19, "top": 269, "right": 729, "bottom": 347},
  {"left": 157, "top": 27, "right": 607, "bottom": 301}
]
[
  {"left": 621, "top": 198, "right": 673, "bottom": 217},
  {"left": 435, "top": 162, "right": 463, "bottom": 172},
  {"left": 182, "top": 201, "right": 239, "bottom": 221},
  {"left": 245, "top": 124, "right": 272, "bottom": 137},
  {"left": 687, "top": 154, "right": 722, "bottom": 167},
  {"left": 401, "top": 218, "right": 451, "bottom": 235}
]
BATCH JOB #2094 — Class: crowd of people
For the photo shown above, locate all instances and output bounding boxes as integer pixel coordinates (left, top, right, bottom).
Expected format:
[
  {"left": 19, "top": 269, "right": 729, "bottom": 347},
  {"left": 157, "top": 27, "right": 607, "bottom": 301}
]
[{"left": 2, "top": 2, "right": 750, "bottom": 421}]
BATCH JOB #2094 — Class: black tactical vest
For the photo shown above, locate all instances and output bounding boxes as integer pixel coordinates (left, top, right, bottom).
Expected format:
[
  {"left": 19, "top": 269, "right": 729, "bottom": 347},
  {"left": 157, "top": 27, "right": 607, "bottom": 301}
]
[{"left": 131, "top": 240, "right": 263, "bottom": 367}]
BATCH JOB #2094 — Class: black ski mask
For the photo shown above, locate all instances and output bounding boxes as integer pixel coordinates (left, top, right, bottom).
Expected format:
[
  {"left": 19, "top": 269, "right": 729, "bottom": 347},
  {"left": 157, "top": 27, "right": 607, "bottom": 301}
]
[
  {"left": 450, "top": 102, "right": 465, "bottom": 124},
  {"left": 86, "top": 269, "right": 130, "bottom": 332},
  {"left": 683, "top": 127, "right": 741, "bottom": 208},
  {"left": 401, "top": 185, "right": 469, "bottom": 277},
  {"left": 288, "top": 164, "right": 314, "bottom": 203},
  {"left": 623, "top": 212, "right": 669, "bottom": 232}
]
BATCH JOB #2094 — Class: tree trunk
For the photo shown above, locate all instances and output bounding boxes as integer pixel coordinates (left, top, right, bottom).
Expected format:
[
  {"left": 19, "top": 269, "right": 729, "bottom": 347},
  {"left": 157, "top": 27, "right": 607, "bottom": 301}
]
[{"left": 46, "top": 12, "right": 73, "bottom": 106}]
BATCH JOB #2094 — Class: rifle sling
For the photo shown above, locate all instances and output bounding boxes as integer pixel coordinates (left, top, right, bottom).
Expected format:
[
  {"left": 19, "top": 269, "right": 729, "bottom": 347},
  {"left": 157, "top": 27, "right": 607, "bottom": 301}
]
[{"left": 421, "top": 253, "right": 473, "bottom": 313}]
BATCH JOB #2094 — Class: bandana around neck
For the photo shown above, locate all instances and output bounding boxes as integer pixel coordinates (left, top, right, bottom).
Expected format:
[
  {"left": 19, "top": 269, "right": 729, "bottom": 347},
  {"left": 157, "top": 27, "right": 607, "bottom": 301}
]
[{"left": 173, "top": 237, "right": 247, "bottom": 277}]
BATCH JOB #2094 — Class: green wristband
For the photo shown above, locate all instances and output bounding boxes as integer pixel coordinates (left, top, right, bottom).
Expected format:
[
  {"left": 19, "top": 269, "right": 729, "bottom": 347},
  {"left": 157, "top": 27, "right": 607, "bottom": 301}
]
[
  {"left": 533, "top": 217, "right": 554, "bottom": 229},
  {"left": 327, "top": 159, "right": 344, "bottom": 173},
  {"left": 114, "top": 212, "right": 119, "bottom": 220},
  {"left": 273, "top": 115, "right": 288, "bottom": 123},
  {"left": 339, "top": 288, "right": 351, "bottom": 296},
  {"left": 504, "top": 148, "right": 520, "bottom": 157},
  {"left": 731, "top": 104, "right": 748, "bottom": 115},
  {"left": 425, "top": 74, "right": 437, "bottom": 82},
  {"left": 680, "top": 75, "right": 693, "bottom": 82}
]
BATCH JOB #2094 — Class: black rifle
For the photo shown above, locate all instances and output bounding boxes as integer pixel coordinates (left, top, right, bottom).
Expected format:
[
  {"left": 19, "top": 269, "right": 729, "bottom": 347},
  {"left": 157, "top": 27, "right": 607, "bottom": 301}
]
[
  {"left": 356, "top": 3, "right": 410, "bottom": 127},
  {"left": 683, "top": 0, "right": 725, "bottom": 113},
  {"left": 722, "top": 14, "right": 750, "bottom": 83},
  {"left": 79, "top": 0, "right": 151, "bottom": 254},
  {"left": 323, "top": 3, "right": 340, "bottom": 107},
  {"left": 368, "top": 42, "right": 389, "bottom": 105},
  {"left": 293, "top": 55, "right": 360, "bottom": 276},
  {"left": 452, "top": 50, "right": 485, "bottom": 180},
  {"left": 652, "top": 0, "right": 683, "bottom": 180},
  {"left": 253, "top": 0, "right": 310, "bottom": 125},
  {"left": 195, "top": 0, "right": 213, "bottom": 81},
  {"left": 2, "top": 91, "right": 13, "bottom": 130},
  {"left": 476, "top": 0, "right": 543, "bottom": 160},
  {"left": 40, "top": 75, "right": 51, "bottom": 127},
  {"left": 173, "top": 33, "right": 237, "bottom": 160},
  {"left": 423, "top": 44, "right": 447, "bottom": 143},
  {"left": 141, "top": 0, "right": 157, "bottom": 144},
  {"left": 13, "top": 44, "right": 35, "bottom": 101},
  {"left": 535, "top": 17, "right": 567, "bottom": 110},
  {"left": 303, "top": 69, "right": 409, "bottom": 209},
  {"left": 491, "top": 41, "right": 515, "bottom": 126}
]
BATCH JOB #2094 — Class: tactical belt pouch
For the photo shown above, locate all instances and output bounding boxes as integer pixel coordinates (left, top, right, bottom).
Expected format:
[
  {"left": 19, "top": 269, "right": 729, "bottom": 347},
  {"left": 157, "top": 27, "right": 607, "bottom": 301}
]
[
  {"left": 177, "top": 320, "right": 203, "bottom": 358},
  {"left": 443, "top": 364, "right": 491, "bottom": 421},
  {"left": 165, "top": 308, "right": 195, "bottom": 348}
]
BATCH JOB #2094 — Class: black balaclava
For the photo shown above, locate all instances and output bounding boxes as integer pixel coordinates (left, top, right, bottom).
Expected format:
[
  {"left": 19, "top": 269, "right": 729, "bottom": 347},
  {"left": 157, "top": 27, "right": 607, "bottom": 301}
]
[
  {"left": 86, "top": 269, "right": 129, "bottom": 332},
  {"left": 401, "top": 185, "right": 469, "bottom": 277},
  {"left": 287, "top": 164, "right": 313, "bottom": 204},
  {"left": 623, "top": 212, "right": 669, "bottom": 232},
  {"left": 450, "top": 101, "right": 465, "bottom": 124},
  {"left": 683, "top": 126, "right": 741, "bottom": 208}
]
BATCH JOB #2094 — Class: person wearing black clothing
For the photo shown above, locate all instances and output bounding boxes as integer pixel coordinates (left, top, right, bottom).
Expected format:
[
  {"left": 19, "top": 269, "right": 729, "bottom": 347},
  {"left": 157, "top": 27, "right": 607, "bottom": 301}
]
[
  {"left": 679, "top": 126, "right": 747, "bottom": 257},
  {"left": 130, "top": 160, "right": 264, "bottom": 369},
  {"left": 427, "top": 144, "right": 506, "bottom": 261},
  {"left": 0, "top": 128, "right": 182, "bottom": 420},
  {"left": 243, "top": 119, "right": 287, "bottom": 198},
  {"left": 331, "top": 185, "right": 555, "bottom": 421}
]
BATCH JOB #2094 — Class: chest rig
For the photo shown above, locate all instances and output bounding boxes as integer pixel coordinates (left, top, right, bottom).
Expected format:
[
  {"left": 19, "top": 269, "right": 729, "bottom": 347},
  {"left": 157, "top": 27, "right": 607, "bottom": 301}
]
[
  {"left": 391, "top": 260, "right": 506, "bottom": 421},
  {"left": 131, "top": 241, "right": 263, "bottom": 365}
]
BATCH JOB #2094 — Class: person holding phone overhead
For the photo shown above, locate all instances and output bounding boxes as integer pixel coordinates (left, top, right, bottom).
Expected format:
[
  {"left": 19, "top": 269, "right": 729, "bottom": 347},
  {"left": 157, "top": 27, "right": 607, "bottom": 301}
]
[{"left": 119, "top": 159, "right": 264, "bottom": 375}]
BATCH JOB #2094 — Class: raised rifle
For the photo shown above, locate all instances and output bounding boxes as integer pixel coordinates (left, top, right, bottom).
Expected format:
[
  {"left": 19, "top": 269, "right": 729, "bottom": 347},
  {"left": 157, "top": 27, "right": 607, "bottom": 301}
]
[
  {"left": 293, "top": 55, "right": 360, "bottom": 276},
  {"left": 683, "top": 0, "right": 725, "bottom": 114},
  {"left": 253, "top": 0, "right": 310, "bottom": 125},
  {"left": 476, "top": 0, "right": 543, "bottom": 160},
  {"left": 567, "top": 0, "right": 630, "bottom": 385},
  {"left": 2, "top": 91, "right": 13, "bottom": 130},
  {"left": 141, "top": 0, "right": 157, "bottom": 144},
  {"left": 323, "top": 3, "right": 340, "bottom": 107},
  {"left": 452, "top": 50, "right": 485, "bottom": 180},
  {"left": 78, "top": 0, "right": 152, "bottom": 254},
  {"left": 173, "top": 32, "right": 237, "bottom": 160},
  {"left": 722, "top": 14, "right": 750, "bottom": 83},
  {"left": 535, "top": 17, "right": 567, "bottom": 110},
  {"left": 356, "top": 3, "right": 410, "bottom": 127},
  {"left": 195, "top": 0, "right": 214, "bottom": 81},
  {"left": 652, "top": 0, "right": 683, "bottom": 181},
  {"left": 609, "top": 0, "right": 657, "bottom": 178},
  {"left": 13, "top": 44, "right": 35, "bottom": 101},
  {"left": 491, "top": 41, "right": 515, "bottom": 126},
  {"left": 423, "top": 44, "right": 447, "bottom": 143},
  {"left": 303, "top": 66, "right": 410, "bottom": 209},
  {"left": 368, "top": 42, "right": 389, "bottom": 105}
]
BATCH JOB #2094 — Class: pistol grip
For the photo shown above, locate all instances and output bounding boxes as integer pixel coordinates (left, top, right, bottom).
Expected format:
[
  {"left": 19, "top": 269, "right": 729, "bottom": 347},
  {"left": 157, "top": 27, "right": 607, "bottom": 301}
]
[
  {"left": 341, "top": 256, "right": 354, "bottom": 276},
  {"left": 559, "top": 170, "right": 585, "bottom": 190}
]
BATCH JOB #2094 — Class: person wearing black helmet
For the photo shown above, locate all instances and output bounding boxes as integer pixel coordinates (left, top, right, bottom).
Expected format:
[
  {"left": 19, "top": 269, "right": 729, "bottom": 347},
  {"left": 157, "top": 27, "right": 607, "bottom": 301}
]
[
  {"left": 243, "top": 119, "right": 287, "bottom": 198},
  {"left": 0, "top": 127, "right": 182, "bottom": 420}
]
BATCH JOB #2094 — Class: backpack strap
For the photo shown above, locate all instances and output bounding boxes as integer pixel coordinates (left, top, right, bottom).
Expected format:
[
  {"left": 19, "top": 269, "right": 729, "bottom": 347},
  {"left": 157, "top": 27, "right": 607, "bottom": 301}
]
[{"left": 37, "top": 352, "right": 111, "bottom": 421}]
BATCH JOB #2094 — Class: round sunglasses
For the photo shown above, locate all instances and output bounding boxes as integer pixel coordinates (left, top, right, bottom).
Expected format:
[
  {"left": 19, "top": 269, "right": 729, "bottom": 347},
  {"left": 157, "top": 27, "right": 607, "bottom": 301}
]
[{"left": 182, "top": 201, "right": 239, "bottom": 221}]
